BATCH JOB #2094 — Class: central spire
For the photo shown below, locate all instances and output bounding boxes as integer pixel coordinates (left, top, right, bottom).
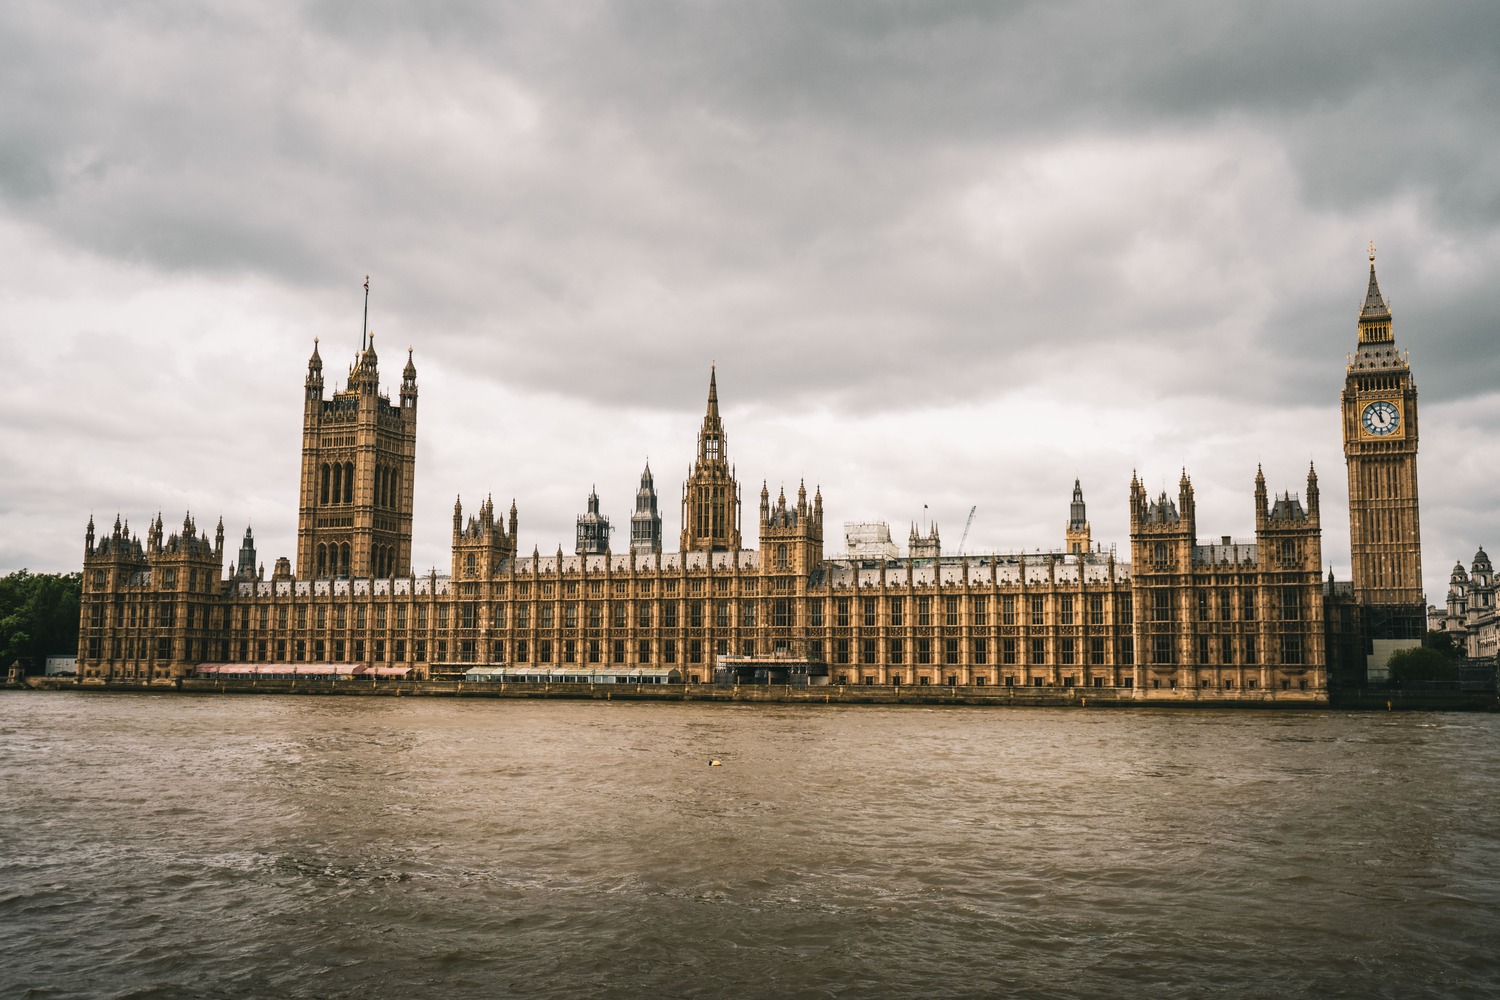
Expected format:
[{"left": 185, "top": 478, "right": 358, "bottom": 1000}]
[
  {"left": 681, "top": 364, "right": 741, "bottom": 553},
  {"left": 697, "top": 364, "right": 725, "bottom": 466}
]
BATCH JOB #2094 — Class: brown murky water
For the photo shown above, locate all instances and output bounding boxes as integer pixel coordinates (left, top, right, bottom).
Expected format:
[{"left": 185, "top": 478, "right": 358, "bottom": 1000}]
[{"left": 2, "top": 692, "right": 1498, "bottom": 998}]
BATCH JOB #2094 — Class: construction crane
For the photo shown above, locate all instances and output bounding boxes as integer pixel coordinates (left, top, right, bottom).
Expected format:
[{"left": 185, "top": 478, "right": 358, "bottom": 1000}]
[{"left": 957, "top": 505, "right": 978, "bottom": 555}]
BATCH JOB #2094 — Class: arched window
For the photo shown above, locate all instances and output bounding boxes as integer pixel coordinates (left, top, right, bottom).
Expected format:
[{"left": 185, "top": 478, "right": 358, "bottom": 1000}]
[
  {"left": 344, "top": 463, "right": 355, "bottom": 505},
  {"left": 777, "top": 543, "right": 788, "bottom": 570},
  {"left": 316, "top": 544, "right": 327, "bottom": 577},
  {"left": 339, "top": 542, "right": 350, "bottom": 577},
  {"left": 320, "top": 464, "right": 331, "bottom": 505}
]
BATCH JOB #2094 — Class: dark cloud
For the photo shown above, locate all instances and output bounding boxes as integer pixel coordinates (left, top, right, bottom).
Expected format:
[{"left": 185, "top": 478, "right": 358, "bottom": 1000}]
[{"left": 0, "top": 1, "right": 1495, "bottom": 604}]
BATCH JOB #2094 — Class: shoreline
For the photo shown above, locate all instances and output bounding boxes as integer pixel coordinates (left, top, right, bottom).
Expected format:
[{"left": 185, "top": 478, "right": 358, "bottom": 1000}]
[{"left": 17, "top": 675, "right": 1494, "bottom": 711}]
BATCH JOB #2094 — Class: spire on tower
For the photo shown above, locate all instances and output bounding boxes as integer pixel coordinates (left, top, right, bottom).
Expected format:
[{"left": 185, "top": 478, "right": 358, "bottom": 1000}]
[{"left": 1361, "top": 247, "right": 1390, "bottom": 321}]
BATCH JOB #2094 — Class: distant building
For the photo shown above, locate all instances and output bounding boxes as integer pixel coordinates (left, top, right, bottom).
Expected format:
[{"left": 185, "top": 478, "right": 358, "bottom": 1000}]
[{"left": 1437, "top": 548, "right": 1498, "bottom": 660}]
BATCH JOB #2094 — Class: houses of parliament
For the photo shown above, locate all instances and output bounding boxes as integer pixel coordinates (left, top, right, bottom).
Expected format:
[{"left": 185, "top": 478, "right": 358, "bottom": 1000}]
[{"left": 74, "top": 254, "right": 1427, "bottom": 700}]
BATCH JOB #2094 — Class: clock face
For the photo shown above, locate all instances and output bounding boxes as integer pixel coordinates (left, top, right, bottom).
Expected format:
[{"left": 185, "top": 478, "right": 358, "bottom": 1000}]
[{"left": 1361, "top": 400, "right": 1401, "bottom": 436}]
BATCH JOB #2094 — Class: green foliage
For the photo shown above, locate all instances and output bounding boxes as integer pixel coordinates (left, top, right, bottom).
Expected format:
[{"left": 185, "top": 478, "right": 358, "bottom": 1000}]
[
  {"left": 1387, "top": 645, "right": 1460, "bottom": 686},
  {"left": 0, "top": 570, "right": 82, "bottom": 673},
  {"left": 1422, "top": 629, "right": 1461, "bottom": 660}
]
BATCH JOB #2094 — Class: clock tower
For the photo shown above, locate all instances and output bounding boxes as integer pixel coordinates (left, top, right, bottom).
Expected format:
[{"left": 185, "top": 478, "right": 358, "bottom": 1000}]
[{"left": 1341, "top": 246, "right": 1424, "bottom": 639}]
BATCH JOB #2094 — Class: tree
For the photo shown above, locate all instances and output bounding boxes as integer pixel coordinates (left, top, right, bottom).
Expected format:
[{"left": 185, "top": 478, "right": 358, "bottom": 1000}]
[
  {"left": 1387, "top": 645, "right": 1459, "bottom": 687},
  {"left": 1423, "top": 629, "right": 1462, "bottom": 660},
  {"left": 0, "top": 570, "right": 82, "bottom": 674}
]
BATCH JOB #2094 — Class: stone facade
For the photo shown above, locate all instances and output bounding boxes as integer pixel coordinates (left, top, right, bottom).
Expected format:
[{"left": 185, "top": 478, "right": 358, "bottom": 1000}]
[
  {"left": 1437, "top": 548, "right": 1499, "bottom": 660},
  {"left": 76, "top": 342, "right": 1330, "bottom": 701}
]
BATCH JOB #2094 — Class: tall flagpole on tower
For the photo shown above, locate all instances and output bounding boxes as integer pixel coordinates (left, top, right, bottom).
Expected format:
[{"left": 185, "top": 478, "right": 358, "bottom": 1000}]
[{"left": 362, "top": 275, "right": 370, "bottom": 352}]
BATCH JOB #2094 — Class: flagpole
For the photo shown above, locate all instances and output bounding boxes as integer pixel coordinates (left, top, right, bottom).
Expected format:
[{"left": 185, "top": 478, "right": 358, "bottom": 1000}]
[{"left": 362, "top": 276, "right": 370, "bottom": 352}]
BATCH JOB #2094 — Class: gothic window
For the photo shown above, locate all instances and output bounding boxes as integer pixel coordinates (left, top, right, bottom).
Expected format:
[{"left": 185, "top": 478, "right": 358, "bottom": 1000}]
[
  {"left": 890, "top": 598, "right": 904, "bottom": 627},
  {"left": 945, "top": 596, "right": 960, "bottom": 626},
  {"left": 1030, "top": 596, "right": 1045, "bottom": 627},
  {"left": 1059, "top": 595, "right": 1074, "bottom": 625},
  {"left": 1153, "top": 543, "right": 1168, "bottom": 569},
  {"left": 321, "top": 464, "right": 331, "bottom": 505},
  {"left": 777, "top": 544, "right": 788, "bottom": 570},
  {"left": 1280, "top": 587, "right": 1302, "bottom": 621},
  {"left": 864, "top": 598, "right": 877, "bottom": 628}
]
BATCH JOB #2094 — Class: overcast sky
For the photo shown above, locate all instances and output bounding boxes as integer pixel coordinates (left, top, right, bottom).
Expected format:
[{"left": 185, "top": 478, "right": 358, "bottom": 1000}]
[{"left": 2, "top": 1, "right": 1497, "bottom": 604}]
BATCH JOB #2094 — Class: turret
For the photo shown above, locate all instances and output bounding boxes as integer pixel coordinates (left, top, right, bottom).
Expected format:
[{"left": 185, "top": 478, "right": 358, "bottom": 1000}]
[
  {"left": 306, "top": 338, "right": 324, "bottom": 401},
  {"left": 576, "top": 486, "right": 611, "bottom": 556},
  {"left": 1065, "top": 479, "right": 1090, "bottom": 554},
  {"left": 237, "top": 526, "right": 257, "bottom": 581},
  {"left": 401, "top": 347, "right": 418, "bottom": 410},
  {"left": 629, "top": 463, "right": 661, "bottom": 555},
  {"left": 1254, "top": 464, "right": 1268, "bottom": 525}
]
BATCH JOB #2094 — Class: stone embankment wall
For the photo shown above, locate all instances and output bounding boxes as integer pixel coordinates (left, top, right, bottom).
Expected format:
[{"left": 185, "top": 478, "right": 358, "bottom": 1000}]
[{"left": 26, "top": 676, "right": 1339, "bottom": 708}]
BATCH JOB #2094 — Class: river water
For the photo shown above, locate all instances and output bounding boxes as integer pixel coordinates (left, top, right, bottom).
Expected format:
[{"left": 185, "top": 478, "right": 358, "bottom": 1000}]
[{"left": 2, "top": 693, "right": 1497, "bottom": 999}]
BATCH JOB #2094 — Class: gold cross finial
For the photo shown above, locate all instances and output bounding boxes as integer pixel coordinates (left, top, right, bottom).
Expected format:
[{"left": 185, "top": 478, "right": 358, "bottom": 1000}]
[{"left": 1368, "top": 240, "right": 1376, "bottom": 263}]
